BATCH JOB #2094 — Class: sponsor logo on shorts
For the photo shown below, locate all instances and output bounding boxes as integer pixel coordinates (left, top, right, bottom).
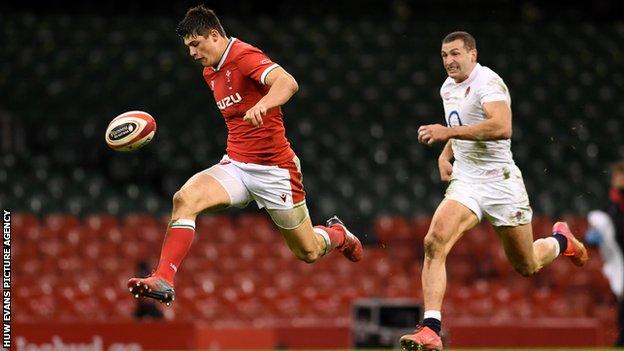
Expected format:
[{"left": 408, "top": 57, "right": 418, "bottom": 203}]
[
  {"left": 280, "top": 194, "right": 287, "bottom": 202},
  {"left": 510, "top": 210, "right": 529, "bottom": 224}
]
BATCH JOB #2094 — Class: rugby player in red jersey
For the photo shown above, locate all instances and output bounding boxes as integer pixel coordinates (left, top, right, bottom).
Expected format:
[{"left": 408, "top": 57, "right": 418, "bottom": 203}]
[{"left": 128, "top": 5, "right": 363, "bottom": 304}]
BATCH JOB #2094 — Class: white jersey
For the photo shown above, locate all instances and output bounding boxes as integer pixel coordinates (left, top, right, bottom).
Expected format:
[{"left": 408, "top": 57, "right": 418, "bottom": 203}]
[{"left": 440, "top": 63, "right": 516, "bottom": 183}]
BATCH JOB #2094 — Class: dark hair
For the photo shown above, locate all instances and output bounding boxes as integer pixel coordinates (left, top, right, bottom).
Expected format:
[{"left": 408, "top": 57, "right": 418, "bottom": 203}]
[
  {"left": 176, "top": 5, "right": 226, "bottom": 38},
  {"left": 612, "top": 160, "right": 624, "bottom": 174},
  {"left": 442, "top": 31, "right": 477, "bottom": 51}
]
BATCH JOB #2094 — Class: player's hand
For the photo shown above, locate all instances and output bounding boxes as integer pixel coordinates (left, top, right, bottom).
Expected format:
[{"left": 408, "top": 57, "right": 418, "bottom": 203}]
[
  {"left": 438, "top": 158, "right": 453, "bottom": 182},
  {"left": 418, "top": 124, "right": 450, "bottom": 145},
  {"left": 243, "top": 103, "right": 267, "bottom": 127}
]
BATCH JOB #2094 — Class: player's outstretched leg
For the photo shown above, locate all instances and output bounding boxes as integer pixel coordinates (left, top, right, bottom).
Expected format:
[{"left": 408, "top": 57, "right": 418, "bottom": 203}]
[
  {"left": 126, "top": 171, "right": 232, "bottom": 305},
  {"left": 553, "top": 221, "right": 589, "bottom": 267},
  {"left": 126, "top": 218, "right": 195, "bottom": 305},
  {"left": 400, "top": 325, "right": 443, "bottom": 351},
  {"left": 128, "top": 275, "right": 176, "bottom": 305},
  {"left": 325, "top": 215, "right": 363, "bottom": 262}
]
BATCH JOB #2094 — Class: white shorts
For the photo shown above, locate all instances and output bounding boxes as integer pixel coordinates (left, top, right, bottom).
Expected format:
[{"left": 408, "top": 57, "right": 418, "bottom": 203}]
[
  {"left": 444, "top": 168, "right": 533, "bottom": 227},
  {"left": 203, "top": 155, "right": 306, "bottom": 210}
]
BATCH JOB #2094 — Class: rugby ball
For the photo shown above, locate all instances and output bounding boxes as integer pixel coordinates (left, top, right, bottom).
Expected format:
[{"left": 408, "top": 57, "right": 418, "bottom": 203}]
[{"left": 105, "top": 111, "right": 156, "bottom": 151}]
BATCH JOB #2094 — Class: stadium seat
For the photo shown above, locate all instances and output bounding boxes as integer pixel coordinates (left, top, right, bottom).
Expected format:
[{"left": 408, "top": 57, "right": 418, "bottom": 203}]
[{"left": 5, "top": 13, "right": 621, "bottom": 328}]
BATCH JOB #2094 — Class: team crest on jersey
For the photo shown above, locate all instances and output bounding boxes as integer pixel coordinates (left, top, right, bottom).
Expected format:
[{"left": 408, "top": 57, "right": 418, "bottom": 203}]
[
  {"left": 210, "top": 80, "right": 215, "bottom": 90},
  {"left": 226, "top": 70, "right": 232, "bottom": 90},
  {"left": 216, "top": 92, "right": 242, "bottom": 110},
  {"left": 443, "top": 91, "right": 451, "bottom": 100},
  {"left": 464, "top": 86, "right": 471, "bottom": 97}
]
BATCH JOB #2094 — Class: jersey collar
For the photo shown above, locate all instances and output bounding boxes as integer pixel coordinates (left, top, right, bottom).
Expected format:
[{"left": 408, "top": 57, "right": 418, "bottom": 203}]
[
  {"left": 213, "top": 37, "right": 237, "bottom": 71},
  {"left": 459, "top": 63, "right": 481, "bottom": 85}
]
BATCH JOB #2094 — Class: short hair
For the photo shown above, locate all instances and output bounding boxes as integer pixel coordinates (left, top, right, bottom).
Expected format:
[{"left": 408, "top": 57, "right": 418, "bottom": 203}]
[
  {"left": 442, "top": 31, "right": 477, "bottom": 51},
  {"left": 176, "top": 5, "right": 226, "bottom": 38}
]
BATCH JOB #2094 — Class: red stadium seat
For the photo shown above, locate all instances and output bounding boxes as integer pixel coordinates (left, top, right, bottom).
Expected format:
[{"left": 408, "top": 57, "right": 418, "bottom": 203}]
[
  {"left": 11, "top": 213, "right": 39, "bottom": 235},
  {"left": 410, "top": 216, "right": 431, "bottom": 241},
  {"left": 13, "top": 211, "right": 617, "bottom": 328},
  {"left": 43, "top": 214, "right": 81, "bottom": 234},
  {"left": 84, "top": 214, "right": 119, "bottom": 234},
  {"left": 532, "top": 215, "right": 554, "bottom": 238},
  {"left": 374, "top": 215, "right": 413, "bottom": 244}
]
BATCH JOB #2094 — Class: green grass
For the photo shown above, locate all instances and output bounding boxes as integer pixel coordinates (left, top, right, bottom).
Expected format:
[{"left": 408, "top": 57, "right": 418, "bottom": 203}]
[
  {"left": 346, "top": 349, "right": 619, "bottom": 351},
  {"left": 455, "top": 349, "right": 622, "bottom": 351},
  {"left": 400, "top": 349, "right": 618, "bottom": 351},
  {"left": 154, "top": 348, "right": 624, "bottom": 351}
]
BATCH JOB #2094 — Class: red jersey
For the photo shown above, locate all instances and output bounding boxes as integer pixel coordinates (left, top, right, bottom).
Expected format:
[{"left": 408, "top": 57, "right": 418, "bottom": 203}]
[{"left": 203, "top": 38, "right": 295, "bottom": 165}]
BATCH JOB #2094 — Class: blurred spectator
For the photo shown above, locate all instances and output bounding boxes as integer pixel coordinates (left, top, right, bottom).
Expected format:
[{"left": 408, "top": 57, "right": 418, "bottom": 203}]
[
  {"left": 586, "top": 160, "right": 624, "bottom": 346},
  {"left": 133, "top": 261, "right": 164, "bottom": 320}
]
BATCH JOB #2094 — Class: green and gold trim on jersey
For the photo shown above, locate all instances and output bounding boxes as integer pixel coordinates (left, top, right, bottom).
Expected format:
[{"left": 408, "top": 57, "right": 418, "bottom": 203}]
[{"left": 169, "top": 219, "right": 196, "bottom": 230}]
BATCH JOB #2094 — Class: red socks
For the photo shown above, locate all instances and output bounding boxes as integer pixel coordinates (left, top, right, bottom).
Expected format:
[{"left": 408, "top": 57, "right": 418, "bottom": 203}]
[
  {"left": 154, "top": 219, "right": 196, "bottom": 284},
  {"left": 313, "top": 224, "right": 345, "bottom": 253}
]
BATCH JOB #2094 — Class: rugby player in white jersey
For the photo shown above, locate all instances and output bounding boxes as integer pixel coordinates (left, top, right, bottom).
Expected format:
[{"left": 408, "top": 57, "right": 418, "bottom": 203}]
[{"left": 399, "top": 31, "right": 588, "bottom": 351}]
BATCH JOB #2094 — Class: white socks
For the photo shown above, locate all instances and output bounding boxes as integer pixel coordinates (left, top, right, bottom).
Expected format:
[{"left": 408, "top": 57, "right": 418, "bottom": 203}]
[
  {"left": 424, "top": 310, "right": 442, "bottom": 321},
  {"left": 546, "top": 236, "right": 560, "bottom": 256}
]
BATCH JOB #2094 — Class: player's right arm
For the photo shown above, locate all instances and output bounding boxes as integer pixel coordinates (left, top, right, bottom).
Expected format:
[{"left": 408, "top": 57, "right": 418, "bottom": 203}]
[
  {"left": 418, "top": 101, "right": 511, "bottom": 145},
  {"left": 236, "top": 44, "right": 299, "bottom": 127},
  {"left": 244, "top": 67, "right": 298, "bottom": 127},
  {"left": 438, "top": 140, "right": 453, "bottom": 182}
]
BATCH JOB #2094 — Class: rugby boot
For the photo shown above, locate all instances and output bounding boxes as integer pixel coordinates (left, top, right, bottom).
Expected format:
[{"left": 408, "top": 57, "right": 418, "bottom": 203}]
[
  {"left": 400, "top": 325, "right": 443, "bottom": 351},
  {"left": 127, "top": 275, "right": 176, "bottom": 306},
  {"left": 553, "top": 221, "right": 589, "bottom": 267},
  {"left": 327, "top": 215, "right": 363, "bottom": 262}
]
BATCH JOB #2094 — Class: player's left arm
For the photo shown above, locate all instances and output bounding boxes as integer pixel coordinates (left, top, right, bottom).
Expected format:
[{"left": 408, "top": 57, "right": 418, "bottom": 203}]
[
  {"left": 243, "top": 67, "right": 299, "bottom": 127},
  {"left": 417, "top": 101, "right": 512, "bottom": 145}
]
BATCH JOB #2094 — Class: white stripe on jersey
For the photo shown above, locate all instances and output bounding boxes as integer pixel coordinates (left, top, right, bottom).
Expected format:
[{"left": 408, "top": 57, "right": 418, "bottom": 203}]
[{"left": 260, "top": 63, "right": 280, "bottom": 85}]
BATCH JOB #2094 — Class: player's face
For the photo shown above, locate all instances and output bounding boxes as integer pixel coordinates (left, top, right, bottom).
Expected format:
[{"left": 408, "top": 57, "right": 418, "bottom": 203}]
[
  {"left": 441, "top": 39, "right": 477, "bottom": 82},
  {"left": 613, "top": 170, "right": 624, "bottom": 189},
  {"left": 183, "top": 31, "right": 222, "bottom": 67}
]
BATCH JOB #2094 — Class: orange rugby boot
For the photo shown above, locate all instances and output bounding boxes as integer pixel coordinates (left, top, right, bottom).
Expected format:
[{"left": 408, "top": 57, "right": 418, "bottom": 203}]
[
  {"left": 327, "top": 215, "right": 363, "bottom": 262},
  {"left": 127, "top": 275, "right": 176, "bottom": 305},
  {"left": 553, "top": 221, "right": 589, "bottom": 267},
  {"left": 400, "top": 325, "right": 443, "bottom": 351}
]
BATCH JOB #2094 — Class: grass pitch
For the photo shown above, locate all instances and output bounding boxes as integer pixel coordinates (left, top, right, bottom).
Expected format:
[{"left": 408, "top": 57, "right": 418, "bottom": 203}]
[{"left": 349, "top": 349, "right": 621, "bottom": 351}]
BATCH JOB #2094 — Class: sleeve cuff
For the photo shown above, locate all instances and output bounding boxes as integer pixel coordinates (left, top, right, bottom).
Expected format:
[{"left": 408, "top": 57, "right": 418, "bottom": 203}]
[
  {"left": 260, "top": 63, "right": 280, "bottom": 85},
  {"left": 481, "top": 94, "right": 508, "bottom": 103}
]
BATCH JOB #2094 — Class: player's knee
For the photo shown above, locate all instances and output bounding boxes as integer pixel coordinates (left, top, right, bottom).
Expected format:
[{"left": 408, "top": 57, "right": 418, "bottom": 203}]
[
  {"left": 424, "top": 230, "right": 447, "bottom": 258},
  {"left": 172, "top": 189, "right": 201, "bottom": 215},
  {"left": 294, "top": 249, "right": 320, "bottom": 264},
  {"left": 172, "top": 190, "right": 189, "bottom": 209}
]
